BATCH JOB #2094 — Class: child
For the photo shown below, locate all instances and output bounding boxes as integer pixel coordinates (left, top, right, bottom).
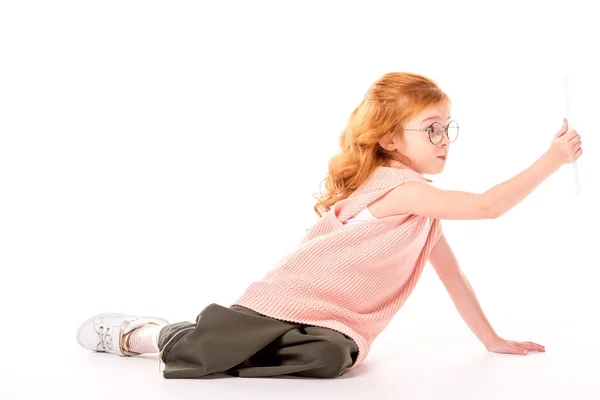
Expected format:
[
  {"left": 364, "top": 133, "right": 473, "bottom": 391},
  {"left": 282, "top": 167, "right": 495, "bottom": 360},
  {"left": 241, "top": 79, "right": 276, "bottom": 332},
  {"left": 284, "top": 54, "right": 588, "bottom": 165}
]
[{"left": 77, "top": 72, "right": 582, "bottom": 379}]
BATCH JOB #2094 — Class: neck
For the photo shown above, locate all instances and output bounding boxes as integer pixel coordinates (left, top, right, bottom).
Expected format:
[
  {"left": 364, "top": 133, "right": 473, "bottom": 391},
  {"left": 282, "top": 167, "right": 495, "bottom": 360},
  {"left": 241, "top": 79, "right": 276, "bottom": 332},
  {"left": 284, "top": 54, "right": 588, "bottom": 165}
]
[
  {"left": 385, "top": 157, "right": 432, "bottom": 182},
  {"left": 386, "top": 157, "right": 413, "bottom": 170}
]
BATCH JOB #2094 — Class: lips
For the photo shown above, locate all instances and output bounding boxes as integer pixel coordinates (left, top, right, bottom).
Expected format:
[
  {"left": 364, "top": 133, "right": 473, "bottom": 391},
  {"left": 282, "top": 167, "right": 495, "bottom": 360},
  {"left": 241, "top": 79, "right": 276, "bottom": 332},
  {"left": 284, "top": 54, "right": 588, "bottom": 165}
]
[{"left": 437, "top": 155, "right": 447, "bottom": 160}]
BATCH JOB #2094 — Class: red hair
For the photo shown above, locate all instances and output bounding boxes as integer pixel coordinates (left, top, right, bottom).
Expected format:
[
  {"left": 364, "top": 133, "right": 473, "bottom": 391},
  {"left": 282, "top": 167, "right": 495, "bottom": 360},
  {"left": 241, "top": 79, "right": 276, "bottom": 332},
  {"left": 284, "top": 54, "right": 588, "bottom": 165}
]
[{"left": 313, "top": 72, "right": 451, "bottom": 217}]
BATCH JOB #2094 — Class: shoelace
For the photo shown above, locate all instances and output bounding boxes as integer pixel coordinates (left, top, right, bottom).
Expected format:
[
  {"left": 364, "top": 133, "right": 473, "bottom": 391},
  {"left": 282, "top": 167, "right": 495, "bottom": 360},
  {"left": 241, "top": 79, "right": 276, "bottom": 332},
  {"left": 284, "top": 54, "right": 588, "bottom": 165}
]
[{"left": 96, "top": 325, "right": 114, "bottom": 352}]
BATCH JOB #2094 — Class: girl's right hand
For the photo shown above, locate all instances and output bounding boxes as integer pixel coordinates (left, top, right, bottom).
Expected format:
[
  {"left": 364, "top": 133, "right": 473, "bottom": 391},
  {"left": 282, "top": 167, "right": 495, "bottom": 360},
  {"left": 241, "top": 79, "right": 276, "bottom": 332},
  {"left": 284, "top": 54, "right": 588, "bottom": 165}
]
[
  {"left": 485, "top": 337, "right": 546, "bottom": 355},
  {"left": 547, "top": 118, "right": 583, "bottom": 165}
]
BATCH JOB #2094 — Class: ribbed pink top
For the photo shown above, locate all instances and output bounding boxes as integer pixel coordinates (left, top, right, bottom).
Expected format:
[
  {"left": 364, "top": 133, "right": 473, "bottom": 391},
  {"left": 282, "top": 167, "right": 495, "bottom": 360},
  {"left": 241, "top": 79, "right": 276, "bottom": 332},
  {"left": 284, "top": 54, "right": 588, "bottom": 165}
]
[{"left": 232, "top": 159, "right": 442, "bottom": 370}]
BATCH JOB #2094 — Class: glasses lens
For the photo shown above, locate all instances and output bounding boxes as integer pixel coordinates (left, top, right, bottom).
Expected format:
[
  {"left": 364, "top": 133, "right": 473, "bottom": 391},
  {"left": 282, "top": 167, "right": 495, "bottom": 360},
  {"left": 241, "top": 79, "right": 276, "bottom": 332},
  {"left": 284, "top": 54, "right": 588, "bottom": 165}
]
[
  {"left": 429, "top": 123, "right": 443, "bottom": 144},
  {"left": 447, "top": 121, "right": 459, "bottom": 142}
]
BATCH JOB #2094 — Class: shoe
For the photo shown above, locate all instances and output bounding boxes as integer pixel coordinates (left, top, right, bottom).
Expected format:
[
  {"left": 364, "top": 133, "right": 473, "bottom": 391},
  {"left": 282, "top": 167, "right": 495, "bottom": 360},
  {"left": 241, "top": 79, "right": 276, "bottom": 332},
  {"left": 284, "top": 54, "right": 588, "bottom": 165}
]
[{"left": 76, "top": 313, "right": 170, "bottom": 356}]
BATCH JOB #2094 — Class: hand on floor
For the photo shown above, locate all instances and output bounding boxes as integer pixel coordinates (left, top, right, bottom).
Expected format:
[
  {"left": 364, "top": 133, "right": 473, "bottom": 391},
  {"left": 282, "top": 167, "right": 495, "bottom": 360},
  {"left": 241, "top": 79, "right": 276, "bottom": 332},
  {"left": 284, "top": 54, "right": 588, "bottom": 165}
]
[{"left": 485, "top": 337, "right": 546, "bottom": 355}]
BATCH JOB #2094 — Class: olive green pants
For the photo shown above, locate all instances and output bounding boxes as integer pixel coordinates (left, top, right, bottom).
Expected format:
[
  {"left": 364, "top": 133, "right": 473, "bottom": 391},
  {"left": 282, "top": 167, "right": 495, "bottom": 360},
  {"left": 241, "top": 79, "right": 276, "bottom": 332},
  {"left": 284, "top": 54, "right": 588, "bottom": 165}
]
[{"left": 157, "top": 303, "right": 358, "bottom": 379}]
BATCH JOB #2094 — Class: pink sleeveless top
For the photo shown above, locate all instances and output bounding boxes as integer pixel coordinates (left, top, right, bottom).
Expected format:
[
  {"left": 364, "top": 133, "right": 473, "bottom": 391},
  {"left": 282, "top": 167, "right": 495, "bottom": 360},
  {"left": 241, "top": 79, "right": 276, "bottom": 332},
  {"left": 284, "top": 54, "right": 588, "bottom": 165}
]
[{"left": 233, "top": 159, "right": 442, "bottom": 370}]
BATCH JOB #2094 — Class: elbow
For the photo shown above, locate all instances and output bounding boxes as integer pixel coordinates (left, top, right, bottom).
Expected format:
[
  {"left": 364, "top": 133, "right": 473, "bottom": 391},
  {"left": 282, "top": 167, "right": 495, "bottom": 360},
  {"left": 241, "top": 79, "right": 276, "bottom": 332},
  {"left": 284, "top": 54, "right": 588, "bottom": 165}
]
[
  {"left": 481, "top": 194, "right": 503, "bottom": 219},
  {"left": 485, "top": 204, "right": 502, "bottom": 219}
]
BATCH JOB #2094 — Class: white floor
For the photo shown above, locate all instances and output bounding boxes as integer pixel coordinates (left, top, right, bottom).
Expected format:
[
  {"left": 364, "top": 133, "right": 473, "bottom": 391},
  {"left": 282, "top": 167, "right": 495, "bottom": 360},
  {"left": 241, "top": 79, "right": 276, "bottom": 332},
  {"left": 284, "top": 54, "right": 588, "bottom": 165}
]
[{"left": 3, "top": 318, "right": 598, "bottom": 400}]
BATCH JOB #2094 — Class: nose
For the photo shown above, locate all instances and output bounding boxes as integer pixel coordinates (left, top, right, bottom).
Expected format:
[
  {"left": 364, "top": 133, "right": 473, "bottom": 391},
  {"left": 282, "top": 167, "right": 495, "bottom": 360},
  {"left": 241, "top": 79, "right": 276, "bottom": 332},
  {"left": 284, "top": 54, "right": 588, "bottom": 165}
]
[{"left": 438, "top": 136, "right": 449, "bottom": 148}]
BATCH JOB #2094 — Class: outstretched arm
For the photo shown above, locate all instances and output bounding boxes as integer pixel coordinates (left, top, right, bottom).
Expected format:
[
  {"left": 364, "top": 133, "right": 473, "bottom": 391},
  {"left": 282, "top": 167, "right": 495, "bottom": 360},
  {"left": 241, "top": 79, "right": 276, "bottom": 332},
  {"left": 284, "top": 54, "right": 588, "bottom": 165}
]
[{"left": 428, "top": 233, "right": 545, "bottom": 355}]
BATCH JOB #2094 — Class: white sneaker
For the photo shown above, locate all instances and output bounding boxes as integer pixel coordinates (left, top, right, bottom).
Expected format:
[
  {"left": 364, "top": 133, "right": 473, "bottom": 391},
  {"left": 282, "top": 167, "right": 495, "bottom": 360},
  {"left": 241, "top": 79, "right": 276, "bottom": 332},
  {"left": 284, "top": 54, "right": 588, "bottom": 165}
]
[{"left": 77, "top": 313, "right": 170, "bottom": 356}]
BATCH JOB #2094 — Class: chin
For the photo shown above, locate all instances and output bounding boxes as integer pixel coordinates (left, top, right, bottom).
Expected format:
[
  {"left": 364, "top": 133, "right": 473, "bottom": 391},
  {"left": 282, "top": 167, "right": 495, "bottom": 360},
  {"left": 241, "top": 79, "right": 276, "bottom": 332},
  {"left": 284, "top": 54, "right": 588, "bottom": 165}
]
[{"left": 413, "top": 159, "right": 446, "bottom": 175}]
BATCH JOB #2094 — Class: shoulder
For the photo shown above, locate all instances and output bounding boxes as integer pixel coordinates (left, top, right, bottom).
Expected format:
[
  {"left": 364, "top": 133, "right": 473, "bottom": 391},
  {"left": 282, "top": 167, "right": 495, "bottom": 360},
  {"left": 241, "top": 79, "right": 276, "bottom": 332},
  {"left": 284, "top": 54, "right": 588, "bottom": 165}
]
[
  {"left": 349, "top": 166, "right": 422, "bottom": 199},
  {"left": 367, "top": 167, "right": 432, "bottom": 218}
]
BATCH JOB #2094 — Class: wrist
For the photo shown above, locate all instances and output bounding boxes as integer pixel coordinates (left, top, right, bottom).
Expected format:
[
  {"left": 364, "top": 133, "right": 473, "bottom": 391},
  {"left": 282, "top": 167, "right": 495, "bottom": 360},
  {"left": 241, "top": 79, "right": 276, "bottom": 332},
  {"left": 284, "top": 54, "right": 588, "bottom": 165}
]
[
  {"left": 540, "top": 150, "right": 562, "bottom": 174},
  {"left": 482, "top": 333, "right": 502, "bottom": 349}
]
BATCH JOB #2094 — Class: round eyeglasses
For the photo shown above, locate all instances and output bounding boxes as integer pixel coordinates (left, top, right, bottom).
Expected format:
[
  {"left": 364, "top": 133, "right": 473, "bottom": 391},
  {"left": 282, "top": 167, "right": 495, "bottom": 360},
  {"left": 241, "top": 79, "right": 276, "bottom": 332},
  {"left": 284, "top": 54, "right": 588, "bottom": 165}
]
[{"left": 403, "top": 120, "right": 459, "bottom": 145}]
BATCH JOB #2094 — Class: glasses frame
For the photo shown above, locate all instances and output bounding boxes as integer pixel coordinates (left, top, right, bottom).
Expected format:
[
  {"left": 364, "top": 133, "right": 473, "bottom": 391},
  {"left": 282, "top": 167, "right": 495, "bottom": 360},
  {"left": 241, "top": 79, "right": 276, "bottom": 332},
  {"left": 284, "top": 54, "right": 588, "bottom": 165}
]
[{"left": 403, "top": 120, "right": 459, "bottom": 145}]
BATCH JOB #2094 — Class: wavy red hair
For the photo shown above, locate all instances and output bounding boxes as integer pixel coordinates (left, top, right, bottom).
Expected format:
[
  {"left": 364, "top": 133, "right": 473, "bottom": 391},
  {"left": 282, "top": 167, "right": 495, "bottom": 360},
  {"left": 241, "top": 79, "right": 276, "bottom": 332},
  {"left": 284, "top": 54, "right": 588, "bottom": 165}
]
[{"left": 313, "top": 72, "right": 451, "bottom": 217}]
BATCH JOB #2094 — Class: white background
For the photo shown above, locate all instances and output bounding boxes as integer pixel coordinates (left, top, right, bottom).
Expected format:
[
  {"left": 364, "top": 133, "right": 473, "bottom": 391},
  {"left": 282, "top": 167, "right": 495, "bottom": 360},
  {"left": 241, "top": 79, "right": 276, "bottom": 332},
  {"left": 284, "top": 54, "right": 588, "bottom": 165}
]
[{"left": 1, "top": 1, "right": 598, "bottom": 399}]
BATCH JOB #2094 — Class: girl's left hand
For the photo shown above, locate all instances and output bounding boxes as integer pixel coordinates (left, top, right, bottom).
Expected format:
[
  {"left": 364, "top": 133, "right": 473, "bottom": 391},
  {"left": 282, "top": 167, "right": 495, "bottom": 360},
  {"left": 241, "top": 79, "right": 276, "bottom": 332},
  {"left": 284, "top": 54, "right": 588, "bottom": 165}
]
[{"left": 486, "top": 337, "right": 546, "bottom": 355}]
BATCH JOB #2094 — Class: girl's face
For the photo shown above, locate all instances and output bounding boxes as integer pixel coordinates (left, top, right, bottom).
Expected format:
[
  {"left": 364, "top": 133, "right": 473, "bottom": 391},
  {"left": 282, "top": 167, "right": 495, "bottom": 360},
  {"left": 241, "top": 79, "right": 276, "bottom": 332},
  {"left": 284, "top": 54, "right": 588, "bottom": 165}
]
[{"left": 391, "top": 103, "right": 453, "bottom": 175}]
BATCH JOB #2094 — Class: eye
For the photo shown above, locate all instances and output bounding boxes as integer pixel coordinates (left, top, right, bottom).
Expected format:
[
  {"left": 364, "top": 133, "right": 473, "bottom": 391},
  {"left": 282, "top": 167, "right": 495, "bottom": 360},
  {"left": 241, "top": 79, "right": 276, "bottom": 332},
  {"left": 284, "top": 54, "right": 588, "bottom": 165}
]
[{"left": 430, "top": 123, "right": 442, "bottom": 134}]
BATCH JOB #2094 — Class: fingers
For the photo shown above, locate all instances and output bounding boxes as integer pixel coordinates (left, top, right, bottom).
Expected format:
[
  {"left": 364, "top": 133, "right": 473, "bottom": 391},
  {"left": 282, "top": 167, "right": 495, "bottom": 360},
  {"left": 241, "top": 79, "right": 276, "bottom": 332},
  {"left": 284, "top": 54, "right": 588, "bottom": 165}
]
[
  {"left": 571, "top": 136, "right": 583, "bottom": 161},
  {"left": 495, "top": 344, "right": 528, "bottom": 355},
  {"left": 516, "top": 341, "right": 546, "bottom": 352},
  {"left": 555, "top": 118, "right": 569, "bottom": 137},
  {"left": 569, "top": 131, "right": 581, "bottom": 142},
  {"left": 521, "top": 341, "right": 545, "bottom": 348},
  {"left": 509, "top": 345, "right": 528, "bottom": 355},
  {"left": 490, "top": 340, "right": 546, "bottom": 355},
  {"left": 565, "top": 129, "right": 578, "bottom": 140},
  {"left": 563, "top": 129, "right": 583, "bottom": 162}
]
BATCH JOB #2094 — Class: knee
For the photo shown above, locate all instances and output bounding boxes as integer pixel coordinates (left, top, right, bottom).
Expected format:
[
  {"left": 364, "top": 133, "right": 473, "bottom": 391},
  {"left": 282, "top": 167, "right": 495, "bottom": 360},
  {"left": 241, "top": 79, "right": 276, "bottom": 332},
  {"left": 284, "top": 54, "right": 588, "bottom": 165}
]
[{"left": 312, "top": 340, "right": 352, "bottom": 378}]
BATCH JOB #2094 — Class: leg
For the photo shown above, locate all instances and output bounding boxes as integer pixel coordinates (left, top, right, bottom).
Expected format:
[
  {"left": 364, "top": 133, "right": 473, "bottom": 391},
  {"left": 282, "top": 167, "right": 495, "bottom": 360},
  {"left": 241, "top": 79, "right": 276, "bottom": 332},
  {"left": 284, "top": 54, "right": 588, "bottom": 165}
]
[
  {"left": 77, "top": 304, "right": 357, "bottom": 379},
  {"left": 157, "top": 303, "right": 300, "bottom": 378},
  {"left": 158, "top": 304, "right": 357, "bottom": 379},
  {"left": 231, "top": 326, "right": 358, "bottom": 378}
]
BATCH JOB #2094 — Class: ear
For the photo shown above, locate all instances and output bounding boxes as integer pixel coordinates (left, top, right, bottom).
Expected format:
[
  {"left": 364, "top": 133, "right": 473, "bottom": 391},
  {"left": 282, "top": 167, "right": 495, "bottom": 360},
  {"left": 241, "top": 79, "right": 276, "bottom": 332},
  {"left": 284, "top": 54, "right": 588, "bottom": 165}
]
[{"left": 378, "top": 133, "right": 395, "bottom": 151}]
